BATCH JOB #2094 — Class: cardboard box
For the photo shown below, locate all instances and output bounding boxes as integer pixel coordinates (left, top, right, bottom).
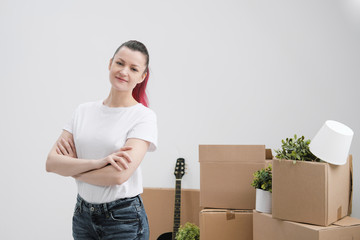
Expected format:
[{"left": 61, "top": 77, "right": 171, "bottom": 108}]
[
  {"left": 199, "top": 145, "right": 267, "bottom": 209},
  {"left": 265, "top": 149, "right": 273, "bottom": 167},
  {"left": 142, "top": 188, "right": 201, "bottom": 240},
  {"left": 272, "top": 156, "right": 352, "bottom": 226},
  {"left": 200, "top": 209, "right": 253, "bottom": 240},
  {"left": 253, "top": 211, "right": 360, "bottom": 240}
]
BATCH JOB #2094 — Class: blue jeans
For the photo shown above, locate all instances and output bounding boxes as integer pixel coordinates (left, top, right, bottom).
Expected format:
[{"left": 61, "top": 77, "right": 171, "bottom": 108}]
[{"left": 73, "top": 194, "right": 149, "bottom": 240}]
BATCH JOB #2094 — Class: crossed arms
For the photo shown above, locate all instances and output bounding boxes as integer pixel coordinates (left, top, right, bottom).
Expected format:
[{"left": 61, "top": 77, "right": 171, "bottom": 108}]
[{"left": 46, "top": 130, "right": 149, "bottom": 186}]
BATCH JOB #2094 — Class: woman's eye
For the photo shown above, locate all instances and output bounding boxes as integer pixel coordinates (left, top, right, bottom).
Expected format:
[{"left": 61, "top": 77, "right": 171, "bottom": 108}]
[
  {"left": 116, "top": 62, "right": 123, "bottom": 65},
  {"left": 131, "top": 68, "right": 138, "bottom": 72}
]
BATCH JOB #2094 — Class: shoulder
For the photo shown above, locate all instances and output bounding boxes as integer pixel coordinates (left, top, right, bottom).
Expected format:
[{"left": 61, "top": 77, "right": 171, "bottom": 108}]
[
  {"left": 135, "top": 104, "right": 157, "bottom": 121},
  {"left": 68, "top": 101, "right": 101, "bottom": 119}
]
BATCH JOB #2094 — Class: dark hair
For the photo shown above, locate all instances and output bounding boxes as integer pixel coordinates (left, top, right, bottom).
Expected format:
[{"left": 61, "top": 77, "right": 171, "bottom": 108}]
[{"left": 113, "top": 40, "right": 150, "bottom": 107}]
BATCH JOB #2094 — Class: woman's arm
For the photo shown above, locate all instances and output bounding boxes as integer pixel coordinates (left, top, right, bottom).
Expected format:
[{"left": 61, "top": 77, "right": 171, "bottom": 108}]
[
  {"left": 74, "top": 138, "right": 150, "bottom": 186},
  {"left": 46, "top": 130, "right": 132, "bottom": 177}
]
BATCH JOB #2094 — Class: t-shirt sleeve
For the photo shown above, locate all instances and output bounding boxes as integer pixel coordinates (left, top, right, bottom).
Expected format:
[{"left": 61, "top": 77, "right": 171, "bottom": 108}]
[
  {"left": 127, "top": 110, "right": 158, "bottom": 152},
  {"left": 62, "top": 106, "right": 78, "bottom": 134}
]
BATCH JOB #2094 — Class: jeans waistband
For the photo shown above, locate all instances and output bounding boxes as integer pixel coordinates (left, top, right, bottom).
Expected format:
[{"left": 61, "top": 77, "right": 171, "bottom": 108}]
[{"left": 76, "top": 194, "right": 142, "bottom": 215}]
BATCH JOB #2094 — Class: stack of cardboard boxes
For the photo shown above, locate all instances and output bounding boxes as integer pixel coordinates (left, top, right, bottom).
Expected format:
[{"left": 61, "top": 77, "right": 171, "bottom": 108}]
[
  {"left": 253, "top": 155, "right": 360, "bottom": 240},
  {"left": 199, "top": 145, "right": 360, "bottom": 240},
  {"left": 199, "top": 145, "right": 271, "bottom": 240}
]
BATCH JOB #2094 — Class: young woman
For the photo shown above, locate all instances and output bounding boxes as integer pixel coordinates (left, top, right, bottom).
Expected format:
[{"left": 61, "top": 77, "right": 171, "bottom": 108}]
[{"left": 46, "top": 40, "right": 157, "bottom": 240}]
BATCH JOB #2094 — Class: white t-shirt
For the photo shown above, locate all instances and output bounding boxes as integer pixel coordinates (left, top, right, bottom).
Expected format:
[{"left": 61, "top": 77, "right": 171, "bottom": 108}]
[{"left": 63, "top": 100, "right": 157, "bottom": 204}]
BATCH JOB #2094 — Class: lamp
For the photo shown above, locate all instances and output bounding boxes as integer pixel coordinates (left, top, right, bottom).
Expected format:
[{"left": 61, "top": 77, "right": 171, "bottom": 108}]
[{"left": 309, "top": 120, "right": 354, "bottom": 165}]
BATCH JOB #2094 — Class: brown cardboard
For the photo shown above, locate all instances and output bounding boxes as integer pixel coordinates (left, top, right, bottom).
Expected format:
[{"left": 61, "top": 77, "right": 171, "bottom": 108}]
[
  {"left": 142, "top": 188, "right": 201, "bottom": 240},
  {"left": 199, "top": 145, "right": 267, "bottom": 209},
  {"left": 200, "top": 209, "right": 253, "bottom": 240},
  {"left": 265, "top": 149, "right": 273, "bottom": 167},
  {"left": 272, "top": 156, "right": 352, "bottom": 226},
  {"left": 253, "top": 211, "right": 360, "bottom": 240},
  {"left": 265, "top": 148, "right": 273, "bottom": 160},
  {"left": 199, "top": 145, "right": 266, "bottom": 163}
]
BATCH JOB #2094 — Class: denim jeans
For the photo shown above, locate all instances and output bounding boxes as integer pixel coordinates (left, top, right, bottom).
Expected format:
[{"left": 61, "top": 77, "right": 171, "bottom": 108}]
[{"left": 73, "top": 194, "right": 149, "bottom": 240}]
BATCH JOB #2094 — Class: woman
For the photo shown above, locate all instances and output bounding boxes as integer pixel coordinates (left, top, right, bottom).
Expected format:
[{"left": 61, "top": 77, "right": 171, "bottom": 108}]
[{"left": 46, "top": 40, "right": 157, "bottom": 240}]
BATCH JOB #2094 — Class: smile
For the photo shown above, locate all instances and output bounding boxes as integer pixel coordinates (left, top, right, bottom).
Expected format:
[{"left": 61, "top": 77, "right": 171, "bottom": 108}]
[{"left": 115, "top": 76, "right": 128, "bottom": 82}]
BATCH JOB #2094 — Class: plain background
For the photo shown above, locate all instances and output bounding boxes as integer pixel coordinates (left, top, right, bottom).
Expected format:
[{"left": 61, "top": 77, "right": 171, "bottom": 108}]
[{"left": 1, "top": 0, "right": 359, "bottom": 239}]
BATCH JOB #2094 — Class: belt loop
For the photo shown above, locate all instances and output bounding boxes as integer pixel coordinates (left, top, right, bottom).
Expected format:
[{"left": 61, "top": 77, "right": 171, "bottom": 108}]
[
  {"left": 78, "top": 195, "right": 83, "bottom": 213},
  {"left": 103, "top": 203, "right": 110, "bottom": 218},
  {"left": 137, "top": 195, "right": 143, "bottom": 207}
]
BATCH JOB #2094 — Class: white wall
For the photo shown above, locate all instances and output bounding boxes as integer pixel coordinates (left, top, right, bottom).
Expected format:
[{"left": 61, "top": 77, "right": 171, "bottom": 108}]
[{"left": 1, "top": 0, "right": 359, "bottom": 239}]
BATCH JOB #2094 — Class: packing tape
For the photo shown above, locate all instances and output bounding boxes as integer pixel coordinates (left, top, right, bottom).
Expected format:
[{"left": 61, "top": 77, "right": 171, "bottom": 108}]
[{"left": 226, "top": 210, "right": 235, "bottom": 220}]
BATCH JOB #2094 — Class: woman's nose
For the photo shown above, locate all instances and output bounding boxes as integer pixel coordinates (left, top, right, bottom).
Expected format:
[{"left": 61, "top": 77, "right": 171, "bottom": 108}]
[{"left": 119, "top": 67, "right": 128, "bottom": 76}]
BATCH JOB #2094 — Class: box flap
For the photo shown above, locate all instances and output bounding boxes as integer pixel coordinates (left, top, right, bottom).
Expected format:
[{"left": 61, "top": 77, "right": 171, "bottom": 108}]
[
  {"left": 199, "top": 145, "right": 265, "bottom": 163},
  {"left": 265, "top": 148, "right": 273, "bottom": 160},
  {"left": 332, "top": 216, "right": 360, "bottom": 227}
]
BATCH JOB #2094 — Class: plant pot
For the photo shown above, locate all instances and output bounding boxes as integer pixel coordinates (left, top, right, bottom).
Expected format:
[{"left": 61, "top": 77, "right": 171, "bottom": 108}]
[{"left": 255, "top": 189, "right": 272, "bottom": 214}]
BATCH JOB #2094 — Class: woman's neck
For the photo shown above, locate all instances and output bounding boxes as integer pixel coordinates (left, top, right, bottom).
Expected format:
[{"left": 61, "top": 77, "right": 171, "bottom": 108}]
[{"left": 103, "top": 89, "right": 138, "bottom": 108}]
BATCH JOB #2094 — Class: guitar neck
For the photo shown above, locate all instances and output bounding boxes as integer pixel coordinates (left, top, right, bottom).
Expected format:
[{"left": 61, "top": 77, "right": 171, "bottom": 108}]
[{"left": 172, "top": 179, "right": 182, "bottom": 240}]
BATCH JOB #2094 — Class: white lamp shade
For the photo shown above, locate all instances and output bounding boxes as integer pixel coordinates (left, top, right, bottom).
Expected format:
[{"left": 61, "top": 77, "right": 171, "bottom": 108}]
[{"left": 310, "top": 120, "right": 354, "bottom": 165}]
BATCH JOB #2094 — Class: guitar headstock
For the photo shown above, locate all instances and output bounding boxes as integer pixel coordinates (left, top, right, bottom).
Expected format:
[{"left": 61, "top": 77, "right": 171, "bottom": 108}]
[{"left": 174, "top": 158, "right": 185, "bottom": 180}]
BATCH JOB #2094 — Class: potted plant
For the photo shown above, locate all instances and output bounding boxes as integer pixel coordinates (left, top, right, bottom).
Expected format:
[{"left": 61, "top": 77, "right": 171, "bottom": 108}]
[
  {"left": 175, "top": 222, "right": 200, "bottom": 240},
  {"left": 274, "top": 134, "right": 319, "bottom": 163},
  {"left": 251, "top": 164, "right": 272, "bottom": 213}
]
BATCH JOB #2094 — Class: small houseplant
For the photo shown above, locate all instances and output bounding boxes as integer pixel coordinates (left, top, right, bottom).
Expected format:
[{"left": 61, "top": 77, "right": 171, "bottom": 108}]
[
  {"left": 175, "top": 222, "right": 200, "bottom": 240},
  {"left": 251, "top": 164, "right": 272, "bottom": 213},
  {"left": 274, "top": 134, "right": 319, "bottom": 163}
]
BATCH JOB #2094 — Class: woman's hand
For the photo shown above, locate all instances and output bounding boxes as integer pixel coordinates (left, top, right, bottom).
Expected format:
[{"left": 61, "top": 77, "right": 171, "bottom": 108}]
[
  {"left": 56, "top": 137, "right": 77, "bottom": 158},
  {"left": 99, "top": 147, "right": 133, "bottom": 171},
  {"left": 56, "top": 137, "right": 132, "bottom": 172}
]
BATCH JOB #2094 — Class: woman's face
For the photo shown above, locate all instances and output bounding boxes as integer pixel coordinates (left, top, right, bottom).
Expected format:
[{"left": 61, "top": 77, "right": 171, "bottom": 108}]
[{"left": 108, "top": 46, "right": 147, "bottom": 93}]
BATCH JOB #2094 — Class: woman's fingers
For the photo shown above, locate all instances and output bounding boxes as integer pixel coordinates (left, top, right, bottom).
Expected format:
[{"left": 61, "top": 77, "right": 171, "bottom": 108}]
[
  {"left": 61, "top": 138, "right": 74, "bottom": 155},
  {"left": 120, "top": 146, "right": 133, "bottom": 151},
  {"left": 68, "top": 138, "right": 77, "bottom": 155},
  {"left": 56, "top": 138, "right": 78, "bottom": 158},
  {"left": 114, "top": 151, "right": 132, "bottom": 163},
  {"left": 105, "top": 155, "right": 130, "bottom": 171},
  {"left": 57, "top": 141, "right": 68, "bottom": 155},
  {"left": 56, "top": 147, "right": 61, "bottom": 155},
  {"left": 113, "top": 156, "right": 129, "bottom": 170},
  {"left": 107, "top": 157, "right": 123, "bottom": 171},
  {"left": 103, "top": 147, "right": 133, "bottom": 171}
]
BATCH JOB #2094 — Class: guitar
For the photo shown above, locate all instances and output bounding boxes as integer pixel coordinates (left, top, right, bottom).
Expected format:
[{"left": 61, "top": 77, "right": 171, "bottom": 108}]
[{"left": 157, "top": 158, "right": 186, "bottom": 240}]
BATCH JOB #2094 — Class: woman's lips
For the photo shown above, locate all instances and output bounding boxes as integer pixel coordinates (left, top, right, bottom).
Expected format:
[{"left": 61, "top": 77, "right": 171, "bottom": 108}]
[{"left": 116, "top": 76, "right": 128, "bottom": 82}]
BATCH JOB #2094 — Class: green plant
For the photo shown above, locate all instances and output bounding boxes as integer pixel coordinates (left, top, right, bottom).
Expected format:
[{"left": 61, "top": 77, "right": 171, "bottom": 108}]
[
  {"left": 175, "top": 222, "right": 200, "bottom": 240},
  {"left": 251, "top": 165, "right": 272, "bottom": 193},
  {"left": 274, "top": 134, "right": 319, "bottom": 163}
]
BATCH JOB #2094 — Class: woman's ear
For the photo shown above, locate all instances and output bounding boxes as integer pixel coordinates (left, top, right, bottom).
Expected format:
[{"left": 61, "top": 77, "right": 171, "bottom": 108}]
[
  {"left": 108, "top": 58, "right": 113, "bottom": 70},
  {"left": 141, "top": 71, "right": 147, "bottom": 82}
]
